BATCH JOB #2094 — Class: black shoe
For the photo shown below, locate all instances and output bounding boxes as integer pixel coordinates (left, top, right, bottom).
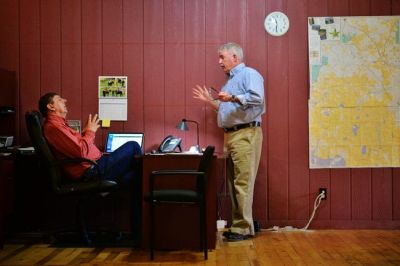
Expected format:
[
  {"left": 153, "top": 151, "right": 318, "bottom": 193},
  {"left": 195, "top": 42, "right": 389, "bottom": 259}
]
[
  {"left": 222, "top": 230, "right": 233, "bottom": 238},
  {"left": 223, "top": 231, "right": 252, "bottom": 242}
]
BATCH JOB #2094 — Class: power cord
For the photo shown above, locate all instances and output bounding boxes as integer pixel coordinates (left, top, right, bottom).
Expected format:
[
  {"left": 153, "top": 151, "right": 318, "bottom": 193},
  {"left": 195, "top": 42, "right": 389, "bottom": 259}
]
[{"left": 266, "top": 190, "right": 325, "bottom": 232}]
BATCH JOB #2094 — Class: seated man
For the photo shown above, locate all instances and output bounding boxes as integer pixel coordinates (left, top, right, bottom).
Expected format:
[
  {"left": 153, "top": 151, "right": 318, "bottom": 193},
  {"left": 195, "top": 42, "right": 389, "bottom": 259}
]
[
  {"left": 38, "top": 92, "right": 142, "bottom": 184},
  {"left": 38, "top": 92, "right": 142, "bottom": 241}
]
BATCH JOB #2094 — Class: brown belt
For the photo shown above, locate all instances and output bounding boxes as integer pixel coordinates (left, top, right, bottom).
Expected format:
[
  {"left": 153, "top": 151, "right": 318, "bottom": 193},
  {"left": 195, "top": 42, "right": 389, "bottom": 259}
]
[{"left": 223, "top": 121, "right": 261, "bottom": 132}]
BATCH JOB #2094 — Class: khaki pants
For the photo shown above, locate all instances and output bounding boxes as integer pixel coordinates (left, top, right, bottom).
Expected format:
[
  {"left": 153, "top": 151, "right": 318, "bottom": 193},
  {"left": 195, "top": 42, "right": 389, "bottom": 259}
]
[{"left": 224, "top": 126, "right": 263, "bottom": 236}]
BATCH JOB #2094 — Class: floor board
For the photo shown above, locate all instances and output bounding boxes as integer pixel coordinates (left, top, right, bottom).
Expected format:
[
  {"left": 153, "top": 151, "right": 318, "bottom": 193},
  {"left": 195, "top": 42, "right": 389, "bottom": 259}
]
[{"left": 1, "top": 230, "right": 400, "bottom": 265}]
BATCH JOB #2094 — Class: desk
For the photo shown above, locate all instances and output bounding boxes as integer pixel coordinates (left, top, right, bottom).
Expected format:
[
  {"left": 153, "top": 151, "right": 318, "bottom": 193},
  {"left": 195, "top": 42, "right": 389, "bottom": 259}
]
[
  {"left": 141, "top": 154, "right": 217, "bottom": 250},
  {"left": 0, "top": 154, "right": 14, "bottom": 248}
]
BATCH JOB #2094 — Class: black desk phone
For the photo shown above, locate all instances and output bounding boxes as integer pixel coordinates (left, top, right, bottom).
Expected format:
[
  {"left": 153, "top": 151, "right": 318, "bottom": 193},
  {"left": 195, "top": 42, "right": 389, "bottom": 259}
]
[{"left": 158, "top": 135, "right": 182, "bottom": 153}]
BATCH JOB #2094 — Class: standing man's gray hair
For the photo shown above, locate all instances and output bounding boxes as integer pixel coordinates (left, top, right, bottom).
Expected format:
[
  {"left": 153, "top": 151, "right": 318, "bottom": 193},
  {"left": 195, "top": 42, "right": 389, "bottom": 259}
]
[{"left": 218, "top": 42, "right": 244, "bottom": 62}]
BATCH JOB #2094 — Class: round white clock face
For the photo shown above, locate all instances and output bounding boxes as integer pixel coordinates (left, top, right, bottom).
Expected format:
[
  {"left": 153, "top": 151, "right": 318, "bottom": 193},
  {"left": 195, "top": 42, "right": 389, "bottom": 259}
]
[{"left": 264, "top": 11, "right": 290, "bottom": 36}]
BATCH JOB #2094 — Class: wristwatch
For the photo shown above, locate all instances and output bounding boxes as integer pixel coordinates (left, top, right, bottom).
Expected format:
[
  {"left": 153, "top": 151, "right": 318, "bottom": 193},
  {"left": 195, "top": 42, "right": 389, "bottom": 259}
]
[{"left": 231, "top": 94, "right": 236, "bottom": 102}]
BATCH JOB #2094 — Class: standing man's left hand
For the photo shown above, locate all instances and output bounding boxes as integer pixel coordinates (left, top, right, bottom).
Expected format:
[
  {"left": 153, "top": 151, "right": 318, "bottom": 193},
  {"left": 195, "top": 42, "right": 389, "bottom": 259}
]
[
  {"left": 193, "top": 85, "right": 220, "bottom": 110},
  {"left": 193, "top": 85, "right": 213, "bottom": 102}
]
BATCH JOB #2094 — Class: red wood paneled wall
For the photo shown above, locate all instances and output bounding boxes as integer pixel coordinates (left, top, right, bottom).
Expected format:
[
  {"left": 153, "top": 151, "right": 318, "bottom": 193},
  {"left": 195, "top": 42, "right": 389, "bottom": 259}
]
[{"left": 0, "top": 0, "right": 399, "bottom": 229}]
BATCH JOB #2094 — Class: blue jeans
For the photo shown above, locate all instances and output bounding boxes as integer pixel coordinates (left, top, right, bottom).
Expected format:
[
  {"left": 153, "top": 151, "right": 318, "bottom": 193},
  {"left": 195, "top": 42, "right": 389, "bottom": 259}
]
[
  {"left": 96, "top": 141, "right": 143, "bottom": 185},
  {"left": 84, "top": 141, "right": 143, "bottom": 242}
]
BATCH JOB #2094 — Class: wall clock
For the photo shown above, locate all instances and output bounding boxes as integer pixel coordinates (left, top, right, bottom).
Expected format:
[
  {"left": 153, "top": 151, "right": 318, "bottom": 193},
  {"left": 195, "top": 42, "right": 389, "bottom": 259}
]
[{"left": 264, "top": 11, "right": 290, "bottom": 36}]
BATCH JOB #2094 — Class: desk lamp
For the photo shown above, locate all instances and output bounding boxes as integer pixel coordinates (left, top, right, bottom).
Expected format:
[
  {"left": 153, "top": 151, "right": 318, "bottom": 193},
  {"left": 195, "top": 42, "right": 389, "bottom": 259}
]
[{"left": 176, "top": 118, "right": 201, "bottom": 153}]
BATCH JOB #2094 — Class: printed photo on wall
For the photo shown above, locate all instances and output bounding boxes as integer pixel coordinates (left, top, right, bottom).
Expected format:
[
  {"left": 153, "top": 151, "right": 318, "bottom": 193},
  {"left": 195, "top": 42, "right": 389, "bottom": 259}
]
[
  {"left": 98, "top": 76, "right": 128, "bottom": 121},
  {"left": 99, "top": 76, "right": 128, "bottom": 98}
]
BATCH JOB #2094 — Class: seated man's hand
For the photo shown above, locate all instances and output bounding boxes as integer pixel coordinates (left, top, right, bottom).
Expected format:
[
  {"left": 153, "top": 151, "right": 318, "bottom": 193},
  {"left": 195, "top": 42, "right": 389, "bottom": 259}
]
[{"left": 83, "top": 114, "right": 100, "bottom": 133}]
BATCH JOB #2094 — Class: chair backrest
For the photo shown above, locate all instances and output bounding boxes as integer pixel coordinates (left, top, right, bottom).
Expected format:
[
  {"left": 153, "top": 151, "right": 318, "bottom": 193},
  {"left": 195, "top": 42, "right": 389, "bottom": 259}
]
[
  {"left": 25, "top": 110, "right": 64, "bottom": 194},
  {"left": 196, "top": 146, "right": 215, "bottom": 191}
]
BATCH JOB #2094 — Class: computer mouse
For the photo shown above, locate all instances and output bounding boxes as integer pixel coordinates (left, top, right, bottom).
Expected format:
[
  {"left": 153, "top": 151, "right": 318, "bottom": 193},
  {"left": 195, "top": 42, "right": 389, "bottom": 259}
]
[{"left": 151, "top": 149, "right": 157, "bottom": 154}]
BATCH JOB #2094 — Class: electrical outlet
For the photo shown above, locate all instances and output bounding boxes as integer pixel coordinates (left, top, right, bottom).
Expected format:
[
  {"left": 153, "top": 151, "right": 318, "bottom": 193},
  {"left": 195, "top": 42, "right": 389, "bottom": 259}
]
[{"left": 319, "top": 188, "right": 327, "bottom": 200}]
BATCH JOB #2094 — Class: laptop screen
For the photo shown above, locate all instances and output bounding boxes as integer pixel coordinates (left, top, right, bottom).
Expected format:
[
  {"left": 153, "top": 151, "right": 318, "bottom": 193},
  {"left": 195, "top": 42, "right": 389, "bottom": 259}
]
[{"left": 105, "top": 132, "right": 144, "bottom": 153}]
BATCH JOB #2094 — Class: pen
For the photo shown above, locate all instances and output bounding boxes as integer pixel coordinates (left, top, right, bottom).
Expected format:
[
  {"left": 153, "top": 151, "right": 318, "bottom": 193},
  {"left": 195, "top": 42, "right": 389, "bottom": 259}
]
[
  {"left": 209, "top": 87, "right": 219, "bottom": 93},
  {"left": 208, "top": 87, "right": 220, "bottom": 100}
]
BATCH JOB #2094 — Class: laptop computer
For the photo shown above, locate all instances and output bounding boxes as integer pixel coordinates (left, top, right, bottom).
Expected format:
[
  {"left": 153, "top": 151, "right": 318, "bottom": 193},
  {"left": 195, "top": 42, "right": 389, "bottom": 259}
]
[{"left": 104, "top": 132, "right": 144, "bottom": 153}]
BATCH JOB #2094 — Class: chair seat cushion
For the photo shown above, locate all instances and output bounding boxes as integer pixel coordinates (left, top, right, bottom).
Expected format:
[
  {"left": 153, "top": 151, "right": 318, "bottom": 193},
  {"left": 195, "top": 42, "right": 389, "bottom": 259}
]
[{"left": 151, "top": 189, "right": 201, "bottom": 203}]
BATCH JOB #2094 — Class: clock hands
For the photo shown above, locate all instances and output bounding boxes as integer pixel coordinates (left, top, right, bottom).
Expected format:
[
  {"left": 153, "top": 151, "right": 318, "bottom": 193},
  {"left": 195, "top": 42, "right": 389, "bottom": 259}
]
[{"left": 268, "top": 17, "right": 278, "bottom": 33}]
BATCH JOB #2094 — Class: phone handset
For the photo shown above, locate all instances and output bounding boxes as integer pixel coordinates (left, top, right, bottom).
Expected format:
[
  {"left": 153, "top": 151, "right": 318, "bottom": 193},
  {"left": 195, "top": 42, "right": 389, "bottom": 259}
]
[{"left": 158, "top": 135, "right": 182, "bottom": 153}]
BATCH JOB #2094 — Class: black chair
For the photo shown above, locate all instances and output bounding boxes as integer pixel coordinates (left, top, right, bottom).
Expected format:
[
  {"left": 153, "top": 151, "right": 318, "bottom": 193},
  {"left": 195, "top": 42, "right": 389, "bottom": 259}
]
[
  {"left": 147, "top": 145, "right": 215, "bottom": 260},
  {"left": 25, "top": 110, "right": 119, "bottom": 245}
]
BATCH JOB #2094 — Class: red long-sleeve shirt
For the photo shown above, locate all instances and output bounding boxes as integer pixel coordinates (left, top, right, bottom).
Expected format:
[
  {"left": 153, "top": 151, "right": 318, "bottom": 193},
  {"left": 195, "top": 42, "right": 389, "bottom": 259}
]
[{"left": 43, "top": 114, "right": 102, "bottom": 179}]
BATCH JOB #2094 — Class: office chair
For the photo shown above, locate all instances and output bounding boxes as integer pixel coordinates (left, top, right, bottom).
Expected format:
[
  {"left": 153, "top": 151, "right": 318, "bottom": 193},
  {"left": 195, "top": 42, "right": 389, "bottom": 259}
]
[
  {"left": 25, "top": 110, "right": 119, "bottom": 245},
  {"left": 147, "top": 145, "right": 215, "bottom": 260}
]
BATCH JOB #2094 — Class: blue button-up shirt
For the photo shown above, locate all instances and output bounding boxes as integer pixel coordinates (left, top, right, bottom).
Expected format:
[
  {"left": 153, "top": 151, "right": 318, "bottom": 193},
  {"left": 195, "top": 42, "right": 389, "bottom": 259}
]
[{"left": 217, "top": 63, "right": 265, "bottom": 128}]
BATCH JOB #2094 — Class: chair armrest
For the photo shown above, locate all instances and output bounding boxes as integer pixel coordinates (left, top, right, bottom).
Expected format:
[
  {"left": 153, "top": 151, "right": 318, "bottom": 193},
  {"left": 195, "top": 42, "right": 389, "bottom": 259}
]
[
  {"left": 151, "top": 170, "right": 204, "bottom": 176},
  {"left": 150, "top": 170, "right": 206, "bottom": 192},
  {"left": 55, "top": 157, "right": 98, "bottom": 167},
  {"left": 53, "top": 157, "right": 102, "bottom": 179},
  {"left": 150, "top": 170, "right": 205, "bottom": 182}
]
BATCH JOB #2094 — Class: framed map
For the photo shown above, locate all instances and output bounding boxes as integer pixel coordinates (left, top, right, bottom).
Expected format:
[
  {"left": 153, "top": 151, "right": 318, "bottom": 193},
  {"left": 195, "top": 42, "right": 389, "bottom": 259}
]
[{"left": 308, "top": 16, "right": 400, "bottom": 168}]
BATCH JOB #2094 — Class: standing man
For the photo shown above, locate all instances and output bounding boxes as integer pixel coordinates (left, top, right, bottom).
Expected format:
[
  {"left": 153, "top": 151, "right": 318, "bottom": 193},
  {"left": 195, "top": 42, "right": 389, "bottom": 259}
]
[{"left": 193, "top": 43, "right": 265, "bottom": 241}]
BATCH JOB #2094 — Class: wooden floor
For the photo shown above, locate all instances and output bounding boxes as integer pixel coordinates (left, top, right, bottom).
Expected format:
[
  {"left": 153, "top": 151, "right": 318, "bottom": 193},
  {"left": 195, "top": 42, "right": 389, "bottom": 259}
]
[{"left": 1, "top": 229, "right": 400, "bottom": 265}]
